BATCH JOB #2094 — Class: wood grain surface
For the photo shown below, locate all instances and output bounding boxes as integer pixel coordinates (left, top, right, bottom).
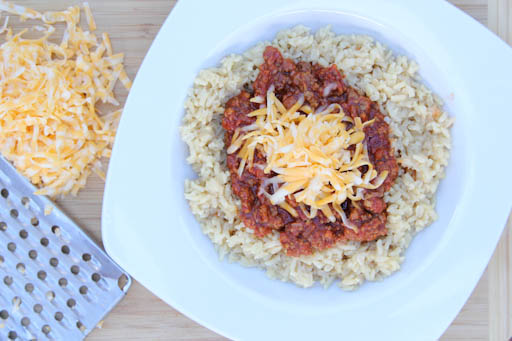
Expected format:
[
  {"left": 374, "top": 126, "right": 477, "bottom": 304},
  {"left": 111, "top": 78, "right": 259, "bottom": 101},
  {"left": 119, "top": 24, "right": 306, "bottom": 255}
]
[{"left": 12, "top": 0, "right": 511, "bottom": 340}]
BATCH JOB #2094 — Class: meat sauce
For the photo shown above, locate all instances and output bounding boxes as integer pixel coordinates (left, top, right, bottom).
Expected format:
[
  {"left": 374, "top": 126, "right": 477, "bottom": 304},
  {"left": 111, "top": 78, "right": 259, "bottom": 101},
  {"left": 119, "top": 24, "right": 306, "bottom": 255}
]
[{"left": 222, "top": 46, "right": 398, "bottom": 256}]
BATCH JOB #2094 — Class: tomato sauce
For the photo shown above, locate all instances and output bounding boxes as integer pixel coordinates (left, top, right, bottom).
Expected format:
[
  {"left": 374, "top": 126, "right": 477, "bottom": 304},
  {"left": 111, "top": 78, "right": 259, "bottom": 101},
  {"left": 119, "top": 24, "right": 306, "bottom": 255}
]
[{"left": 222, "top": 46, "right": 398, "bottom": 256}]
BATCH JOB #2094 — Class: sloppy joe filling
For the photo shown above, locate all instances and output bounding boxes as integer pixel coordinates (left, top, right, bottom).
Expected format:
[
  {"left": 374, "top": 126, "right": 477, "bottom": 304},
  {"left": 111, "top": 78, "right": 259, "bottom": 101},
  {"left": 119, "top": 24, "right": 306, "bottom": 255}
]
[{"left": 222, "top": 46, "right": 398, "bottom": 256}]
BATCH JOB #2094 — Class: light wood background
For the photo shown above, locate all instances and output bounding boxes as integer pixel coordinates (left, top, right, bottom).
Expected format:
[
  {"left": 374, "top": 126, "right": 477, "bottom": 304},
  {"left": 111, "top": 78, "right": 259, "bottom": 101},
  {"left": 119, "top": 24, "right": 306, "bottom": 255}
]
[{"left": 16, "top": 0, "right": 511, "bottom": 339}]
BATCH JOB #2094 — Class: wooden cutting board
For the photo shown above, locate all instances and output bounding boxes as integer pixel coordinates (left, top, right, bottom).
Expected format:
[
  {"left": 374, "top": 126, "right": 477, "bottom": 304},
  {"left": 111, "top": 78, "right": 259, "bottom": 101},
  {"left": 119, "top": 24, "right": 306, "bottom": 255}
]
[{"left": 19, "top": 0, "right": 510, "bottom": 339}]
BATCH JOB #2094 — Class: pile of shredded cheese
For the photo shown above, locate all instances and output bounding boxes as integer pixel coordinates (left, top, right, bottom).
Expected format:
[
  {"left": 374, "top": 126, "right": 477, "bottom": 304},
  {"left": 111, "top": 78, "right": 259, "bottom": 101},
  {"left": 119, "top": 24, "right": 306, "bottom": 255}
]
[
  {"left": 228, "top": 87, "right": 388, "bottom": 223},
  {"left": 0, "top": 1, "right": 131, "bottom": 196}
]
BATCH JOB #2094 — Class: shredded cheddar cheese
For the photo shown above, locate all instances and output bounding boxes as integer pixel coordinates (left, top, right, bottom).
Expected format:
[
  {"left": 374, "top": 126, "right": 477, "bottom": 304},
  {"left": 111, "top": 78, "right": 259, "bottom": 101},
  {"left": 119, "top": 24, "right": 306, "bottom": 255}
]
[
  {"left": 228, "top": 87, "right": 388, "bottom": 223},
  {"left": 44, "top": 204, "right": 53, "bottom": 216},
  {"left": 0, "top": 1, "right": 131, "bottom": 196}
]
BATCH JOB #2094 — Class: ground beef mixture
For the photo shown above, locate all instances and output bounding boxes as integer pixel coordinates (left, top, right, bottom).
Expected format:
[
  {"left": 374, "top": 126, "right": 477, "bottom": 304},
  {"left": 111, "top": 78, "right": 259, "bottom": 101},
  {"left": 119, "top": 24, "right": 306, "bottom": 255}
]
[{"left": 222, "top": 46, "right": 399, "bottom": 256}]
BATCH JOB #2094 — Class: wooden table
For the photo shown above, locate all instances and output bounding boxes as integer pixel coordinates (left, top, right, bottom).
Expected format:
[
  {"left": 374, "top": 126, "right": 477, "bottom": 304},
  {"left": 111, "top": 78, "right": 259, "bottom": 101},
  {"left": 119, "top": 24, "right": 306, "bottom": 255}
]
[{"left": 19, "top": 0, "right": 511, "bottom": 339}]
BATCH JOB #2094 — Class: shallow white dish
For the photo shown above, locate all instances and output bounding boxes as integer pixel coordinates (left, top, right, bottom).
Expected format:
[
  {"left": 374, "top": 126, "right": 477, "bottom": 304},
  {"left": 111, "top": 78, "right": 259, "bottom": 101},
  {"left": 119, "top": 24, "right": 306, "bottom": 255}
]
[{"left": 102, "top": 0, "right": 512, "bottom": 340}]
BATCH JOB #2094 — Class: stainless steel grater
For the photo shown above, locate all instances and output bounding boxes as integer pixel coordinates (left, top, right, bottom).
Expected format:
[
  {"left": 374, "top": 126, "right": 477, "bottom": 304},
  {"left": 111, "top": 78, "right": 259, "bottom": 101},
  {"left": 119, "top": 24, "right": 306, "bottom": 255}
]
[{"left": 0, "top": 156, "right": 131, "bottom": 340}]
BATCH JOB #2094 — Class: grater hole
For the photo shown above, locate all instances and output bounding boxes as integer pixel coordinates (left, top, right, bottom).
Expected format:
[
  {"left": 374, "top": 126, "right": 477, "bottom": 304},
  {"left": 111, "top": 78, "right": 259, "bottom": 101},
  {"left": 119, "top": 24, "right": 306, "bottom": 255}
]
[
  {"left": 21, "top": 316, "right": 30, "bottom": 327},
  {"left": 51, "top": 225, "right": 61, "bottom": 236},
  {"left": 4, "top": 275, "right": 13, "bottom": 286},
  {"left": 30, "top": 217, "right": 39, "bottom": 226},
  {"left": 66, "top": 298, "right": 76, "bottom": 308},
  {"left": 37, "top": 270, "right": 47, "bottom": 281},
  {"left": 46, "top": 291, "right": 55, "bottom": 302},
  {"left": 0, "top": 310, "right": 8, "bottom": 319},
  {"left": 49, "top": 257, "right": 58, "bottom": 267},
  {"left": 0, "top": 221, "right": 6, "bottom": 231},
  {"left": 28, "top": 250, "right": 37, "bottom": 259},
  {"left": 8, "top": 331, "right": 17, "bottom": 340},
  {"left": 0, "top": 254, "right": 3, "bottom": 265},
  {"left": 10, "top": 209, "right": 18, "bottom": 219},
  {"left": 91, "top": 273, "right": 101, "bottom": 282},
  {"left": 33, "top": 304, "right": 43, "bottom": 313},
  {"left": 79, "top": 285, "right": 88, "bottom": 295},
  {"left": 54, "top": 312, "right": 63, "bottom": 322},
  {"left": 1, "top": 188, "right": 8, "bottom": 198},
  {"left": 25, "top": 283, "right": 34, "bottom": 293},
  {"left": 19, "top": 229, "right": 28, "bottom": 239},
  {"left": 118, "top": 274, "right": 129, "bottom": 291},
  {"left": 82, "top": 253, "right": 91, "bottom": 262},
  {"left": 42, "top": 324, "right": 51, "bottom": 335},
  {"left": 76, "top": 320, "right": 86, "bottom": 333},
  {"left": 61, "top": 245, "right": 70, "bottom": 255},
  {"left": 58, "top": 277, "right": 67, "bottom": 287},
  {"left": 16, "top": 263, "right": 25, "bottom": 274},
  {"left": 7, "top": 242, "right": 16, "bottom": 252},
  {"left": 21, "top": 196, "right": 29, "bottom": 206},
  {"left": 40, "top": 237, "right": 49, "bottom": 247},
  {"left": 70, "top": 265, "right": 80, "bottom": 275}
]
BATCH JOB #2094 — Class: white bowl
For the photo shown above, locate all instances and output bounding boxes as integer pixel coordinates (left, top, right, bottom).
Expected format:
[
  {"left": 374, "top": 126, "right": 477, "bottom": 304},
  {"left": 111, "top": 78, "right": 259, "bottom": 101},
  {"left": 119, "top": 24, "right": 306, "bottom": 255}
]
[{"left": 102, "top": 0, "right": 512, "bottom": 340}]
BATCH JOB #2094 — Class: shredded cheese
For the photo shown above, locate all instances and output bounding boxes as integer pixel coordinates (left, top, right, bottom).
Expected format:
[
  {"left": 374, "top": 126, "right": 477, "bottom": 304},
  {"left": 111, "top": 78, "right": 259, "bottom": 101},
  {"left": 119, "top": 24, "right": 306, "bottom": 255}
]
[
  {"left": 44, "top": 204, "right": 53, "bottom": 216},
  {"left": 0, "top": 1, "right": 131, "bottom": 196},
  {"left": 83, "top": 2, "right": 96, "bottom": 31},
  {"left": 229, "top": 87, "right": 388, "bottom": 223}
]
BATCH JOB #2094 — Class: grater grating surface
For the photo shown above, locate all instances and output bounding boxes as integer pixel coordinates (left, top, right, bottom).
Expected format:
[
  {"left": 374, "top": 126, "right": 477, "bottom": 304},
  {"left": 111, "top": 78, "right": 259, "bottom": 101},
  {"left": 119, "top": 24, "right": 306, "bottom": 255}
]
[{"left": 0, "top": 156, "right": 131, "bottom": 340}]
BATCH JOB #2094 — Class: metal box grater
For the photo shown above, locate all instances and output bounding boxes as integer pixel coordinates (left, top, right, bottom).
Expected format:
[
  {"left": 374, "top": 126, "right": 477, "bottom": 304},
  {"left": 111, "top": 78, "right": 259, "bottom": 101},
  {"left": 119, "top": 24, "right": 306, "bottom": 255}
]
[{"left": 0, "top": 156, "right": 131, "bottom": 340}]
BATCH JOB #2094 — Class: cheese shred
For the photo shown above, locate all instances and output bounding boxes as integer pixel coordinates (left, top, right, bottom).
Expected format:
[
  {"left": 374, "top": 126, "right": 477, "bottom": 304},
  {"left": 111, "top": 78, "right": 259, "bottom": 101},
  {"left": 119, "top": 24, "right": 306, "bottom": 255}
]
[
  {"left": 229, "top": 88, "right": 388, "bottom": 223},
  {"left": 0, "top": 1, "right": 131, "bottom": 196}
]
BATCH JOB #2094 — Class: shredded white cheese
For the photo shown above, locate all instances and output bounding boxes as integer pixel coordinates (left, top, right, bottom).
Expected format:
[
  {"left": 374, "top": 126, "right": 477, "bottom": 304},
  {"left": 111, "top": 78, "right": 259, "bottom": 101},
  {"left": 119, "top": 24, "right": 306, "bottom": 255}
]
[
  {"left": 229, "top": 89, "right": 388, "bottom": 222},
  {"left": 0, "top": 1, "right": 131, "bottom": 196}
]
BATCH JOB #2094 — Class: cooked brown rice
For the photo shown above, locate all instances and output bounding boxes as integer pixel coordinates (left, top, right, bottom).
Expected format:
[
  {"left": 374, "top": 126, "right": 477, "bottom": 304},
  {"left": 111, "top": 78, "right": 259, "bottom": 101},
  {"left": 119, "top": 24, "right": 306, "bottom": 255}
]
[{"left": 181, "top": 26, "right": 453, "bottom": 289}]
